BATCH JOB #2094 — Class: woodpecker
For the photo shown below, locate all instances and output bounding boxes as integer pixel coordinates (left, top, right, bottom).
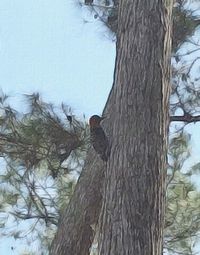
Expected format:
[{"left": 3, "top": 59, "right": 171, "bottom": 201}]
[{"left": 89, "top": 115, "right": 110, "bottom": 161}]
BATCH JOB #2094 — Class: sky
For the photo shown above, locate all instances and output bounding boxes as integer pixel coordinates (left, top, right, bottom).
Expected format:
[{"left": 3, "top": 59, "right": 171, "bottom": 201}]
[
  {"left": 0, "top": 0, "right": 115, "bottom": 254},
  {"left": 0, "top": 0, "right": 200, "bottom": 254},
  {"left": 0, "top": 0, "right": 115, "bottom": 117}
]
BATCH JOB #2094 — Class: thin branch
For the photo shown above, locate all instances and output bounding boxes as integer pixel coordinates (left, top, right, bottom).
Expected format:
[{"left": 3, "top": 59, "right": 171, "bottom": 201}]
[
  {"left": 186, "top": 57, "right": 200, "bottom": 76},
  {"left": 175, "top": 47, "right": 200, "bottom": 57},
  {"left": 10, "top": 212, "right": 57, "bottom": 223},
  {"left": 170, "top": 114, "right": 200, "bottom": 123}
]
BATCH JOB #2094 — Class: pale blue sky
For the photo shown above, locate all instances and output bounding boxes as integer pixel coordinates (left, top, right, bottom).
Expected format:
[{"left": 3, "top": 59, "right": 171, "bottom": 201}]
[
  {"left": 0, "top": 0, "right": 115, "bottom": 116},
  {"left": 0, "top": 0, "right": 115, "bottom": 254},
  {"left": 0, "top": 1, "right": 200, "bottom": 254}
]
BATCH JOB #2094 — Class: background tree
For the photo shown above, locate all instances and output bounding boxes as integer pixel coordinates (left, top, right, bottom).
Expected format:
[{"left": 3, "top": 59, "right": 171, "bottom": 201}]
[
  {"left": 50, "top": 0, "right": 172, "bottom": 254},
  {"left": 82, "top": 0, "right": 200, "bottom": 253},
  {"left": 1, "top": 0, "right": 200, "bottom": 254},
  {"left": 0, "top": 93, "right": 88, "bottom": 253}
]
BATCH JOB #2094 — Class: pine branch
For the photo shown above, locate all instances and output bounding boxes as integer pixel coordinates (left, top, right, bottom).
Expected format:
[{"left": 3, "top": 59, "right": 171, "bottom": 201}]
[{"left": 170, "top": 114, "right": 200, "bottom": 123}]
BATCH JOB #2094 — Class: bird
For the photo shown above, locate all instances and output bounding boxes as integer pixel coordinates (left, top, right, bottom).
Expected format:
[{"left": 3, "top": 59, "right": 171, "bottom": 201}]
[{"left": 89, "top": 115, "right": 110, "bottom": 161}]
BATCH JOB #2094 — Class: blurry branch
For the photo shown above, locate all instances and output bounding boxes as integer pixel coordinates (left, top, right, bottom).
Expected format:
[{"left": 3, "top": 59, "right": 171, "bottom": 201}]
[
  {"left": 5, "top": 158, "right": 58, "bottom": 226},
  {"left": 0, "top": 93, "right": 88, "bottom": 178},
  {"left": 170, "top": 114, "right": 200, "bottom": 122},
  {"left": 0, "top": 92, "right": 88, "bottom": 249},
  {"left": 164, "top": 131, "right": 200, "bottom": 255},
  {"left": 176, "top": 47, "right": 200, "bottom": 58},
  {"left": 82, "top": 0, "right": 200, "bottom": 52},
  {"left": 186, "top": 56, "right": 200, "bottom": 76}
]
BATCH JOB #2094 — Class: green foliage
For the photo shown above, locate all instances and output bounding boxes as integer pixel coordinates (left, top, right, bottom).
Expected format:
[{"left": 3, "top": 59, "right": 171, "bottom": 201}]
[
  {"left": 81, "top": 2, "right": 200, "bottom": 253},
  {"left": 0, "top": 93, "right": 88, "bottom": 177},
  {"left": 190, "top": 162, "right": 200, "bottom": 174},
  {"left": 0, "top": 93, "right": 89, "bottom": 253},
  {"left": 165, "top": 131, "right": 200, "bottom": 255},
  {"left": 173, "top": 1, "right": 200, "bottom": 52},
  {"left": 0, "top": 99, "right": 200, "bottom": 254},
  {"left": 0, "top": 1, "right": 200, "bottom": 254},
  {"left": 82, "top": 0, "right": 200, "bottom": 52}
]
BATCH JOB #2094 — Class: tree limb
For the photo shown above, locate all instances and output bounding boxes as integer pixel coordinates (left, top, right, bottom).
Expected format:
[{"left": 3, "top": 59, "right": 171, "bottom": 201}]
[
  {"left": 170, "top": 114, "right": 200, "bottom": 123},
  {"left": 49, "top": 149, "right": 106, "bottom": 255}
]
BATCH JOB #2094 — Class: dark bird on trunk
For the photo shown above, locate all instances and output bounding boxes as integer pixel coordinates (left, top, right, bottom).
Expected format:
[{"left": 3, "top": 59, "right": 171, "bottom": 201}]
[{"left": 89, "top": 115, "right": 110, "bottom": 161}]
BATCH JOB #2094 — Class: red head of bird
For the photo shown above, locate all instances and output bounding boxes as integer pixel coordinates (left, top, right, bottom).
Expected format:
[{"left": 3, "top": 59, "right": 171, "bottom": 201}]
[{"left": 89, "top": 115, "right": 105, "bottom": 128}]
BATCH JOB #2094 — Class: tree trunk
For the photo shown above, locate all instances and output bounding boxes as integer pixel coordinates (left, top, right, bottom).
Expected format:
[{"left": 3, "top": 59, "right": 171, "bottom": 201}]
[
  {"left": 99, "top": 0, "right": 172, "bottom": 254},
  {"left": 49, "top": 150, "right": 106, "bottom": 254},
  {"left": 50, "top": 0, "right": 172, "bottom": 254}
]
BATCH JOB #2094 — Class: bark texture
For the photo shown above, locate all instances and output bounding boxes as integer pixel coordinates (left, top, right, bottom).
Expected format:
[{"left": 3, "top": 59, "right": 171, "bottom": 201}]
[
  {"left": 49, "top": 86, "right": 115, "bottom": 255},
  {"left": 49, "top": 150, "right": 105, "bottom": 254},
  {"left": 50, "top": 0, "right": 172, "bottom": 254},
  {"left": 99, "top": 0, "right": 172, "bottom": 254}
]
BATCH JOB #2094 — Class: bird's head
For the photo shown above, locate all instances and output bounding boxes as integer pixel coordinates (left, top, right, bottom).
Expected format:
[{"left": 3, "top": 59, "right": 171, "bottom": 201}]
[{"left": 89, "top": 115, "right": 105, "bottom": 128}]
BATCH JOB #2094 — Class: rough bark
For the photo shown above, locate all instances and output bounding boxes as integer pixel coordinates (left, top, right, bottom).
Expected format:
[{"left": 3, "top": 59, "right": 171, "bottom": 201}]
[
  {"left": 49, "top": 149, "right": 105, "bottom": 254},
  {"left": 50, "top": 0, "right": 172, "bottom": 254},
  {"left": 49, "top": 81, "right": 116, "bottom": 255},
  {"left": 98, "top": 0, "right": 172, "bottom": 254}
]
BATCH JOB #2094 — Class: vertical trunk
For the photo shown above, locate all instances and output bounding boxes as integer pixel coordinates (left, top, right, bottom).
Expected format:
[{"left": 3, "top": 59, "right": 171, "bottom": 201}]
[
  {"left": 50, "top": 0, "right": 172, "bottom": 254},
  {"left": 99, "top": 0, "right": 172, "bottom": 254},
  {"left": 50, "top": 151, "right": 105, "bottom": 255}
]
